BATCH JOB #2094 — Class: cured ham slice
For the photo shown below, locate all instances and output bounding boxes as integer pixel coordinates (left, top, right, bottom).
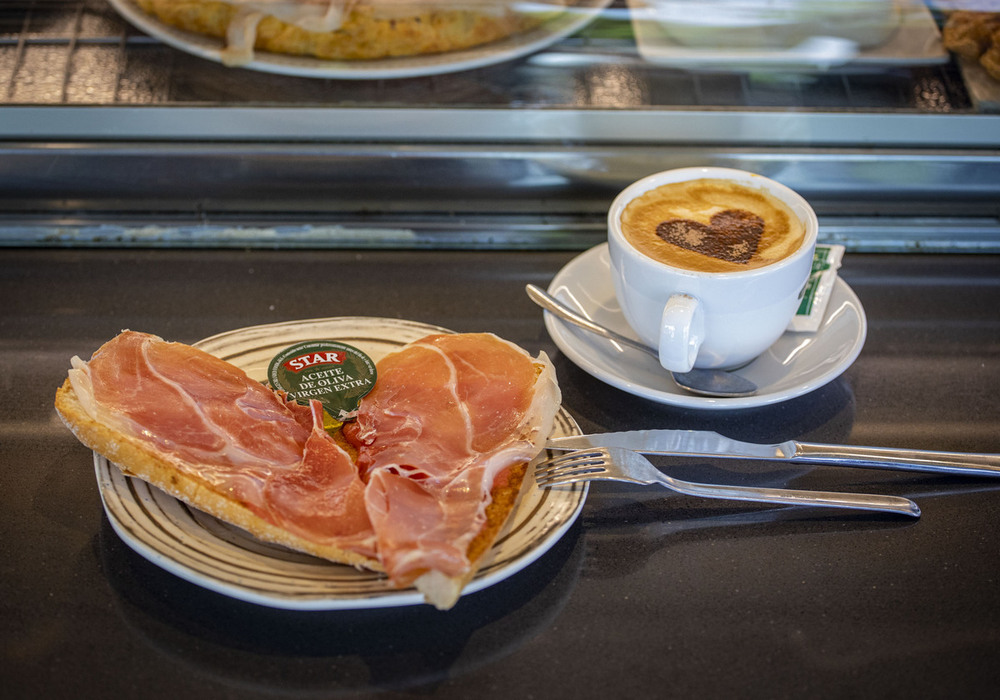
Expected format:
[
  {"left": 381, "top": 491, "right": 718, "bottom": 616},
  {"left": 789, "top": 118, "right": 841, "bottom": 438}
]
[
  {"left": 343, "top": 333, "right": 561, "bottom": 607},
  {"left": 56, "top": 328, "right": 561, "bottom": 609},
  {"left": 57, "top": 331, "right": 377, "bottom": 563}
]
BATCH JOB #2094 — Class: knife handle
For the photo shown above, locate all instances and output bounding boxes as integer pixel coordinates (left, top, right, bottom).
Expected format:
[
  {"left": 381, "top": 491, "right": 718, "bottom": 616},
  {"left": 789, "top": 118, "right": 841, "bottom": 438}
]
[{"left": 793, "top": 442, "right": 1000, "bottom": 477}]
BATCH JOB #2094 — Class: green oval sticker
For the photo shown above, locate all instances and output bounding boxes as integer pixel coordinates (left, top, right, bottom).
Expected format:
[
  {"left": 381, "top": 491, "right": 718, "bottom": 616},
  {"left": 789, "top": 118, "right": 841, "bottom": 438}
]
[{"left": 267, "top": 340, "right": 376, "bottom": 424}]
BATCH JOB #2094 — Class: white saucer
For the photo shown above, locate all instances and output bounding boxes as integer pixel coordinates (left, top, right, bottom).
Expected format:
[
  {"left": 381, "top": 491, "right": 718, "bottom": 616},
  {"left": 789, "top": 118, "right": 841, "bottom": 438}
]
[{"left": 544, "top": 244, "right": 867, "bottom": 410}]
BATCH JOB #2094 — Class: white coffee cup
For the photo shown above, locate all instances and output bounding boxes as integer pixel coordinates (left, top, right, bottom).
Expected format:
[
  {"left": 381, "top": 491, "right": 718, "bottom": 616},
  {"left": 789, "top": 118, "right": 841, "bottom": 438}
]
[{"left": 608, "top": 167, "right": 818, "bottom": 372}]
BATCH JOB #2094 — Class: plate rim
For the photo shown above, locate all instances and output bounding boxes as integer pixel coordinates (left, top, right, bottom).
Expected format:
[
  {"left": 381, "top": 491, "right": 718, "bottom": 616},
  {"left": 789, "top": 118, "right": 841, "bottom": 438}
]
[
  {"left": 95, "top": 316, "right": 588, "bottom": 609},
  {"left": 544, "top": 243, "right": 867, "bottom": 410}
]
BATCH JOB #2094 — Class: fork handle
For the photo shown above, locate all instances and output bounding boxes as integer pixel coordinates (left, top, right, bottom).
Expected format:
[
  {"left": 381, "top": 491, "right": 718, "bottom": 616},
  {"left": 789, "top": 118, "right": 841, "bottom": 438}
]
[{"left": 655, "top": 475, "right": 921, "bottom": 517}]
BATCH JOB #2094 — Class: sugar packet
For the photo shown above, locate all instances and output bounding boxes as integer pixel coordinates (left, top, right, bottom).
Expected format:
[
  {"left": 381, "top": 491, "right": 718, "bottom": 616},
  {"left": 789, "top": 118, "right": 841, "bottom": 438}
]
[{"left": 788, "top": 244, "right": 845, "bottom": 333}]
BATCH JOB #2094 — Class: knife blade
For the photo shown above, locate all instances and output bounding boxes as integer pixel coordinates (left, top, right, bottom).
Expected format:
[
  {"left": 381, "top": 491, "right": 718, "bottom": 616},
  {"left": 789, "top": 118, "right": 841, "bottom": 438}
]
[{"left": 546, "top": 429, "right": 1000, "bottom": 478}]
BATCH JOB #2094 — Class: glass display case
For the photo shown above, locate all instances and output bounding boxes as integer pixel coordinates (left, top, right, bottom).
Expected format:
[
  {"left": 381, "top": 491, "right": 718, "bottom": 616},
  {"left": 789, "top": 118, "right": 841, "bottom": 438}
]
[{"left": 1, "top": 0, "right": 998, "bottom": 251}]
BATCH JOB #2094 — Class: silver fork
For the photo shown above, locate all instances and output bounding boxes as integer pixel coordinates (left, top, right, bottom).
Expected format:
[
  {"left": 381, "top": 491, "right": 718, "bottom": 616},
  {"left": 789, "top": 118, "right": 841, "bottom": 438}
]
[{"left": 535, "top": 447, "right": 921, "bottom": 517}]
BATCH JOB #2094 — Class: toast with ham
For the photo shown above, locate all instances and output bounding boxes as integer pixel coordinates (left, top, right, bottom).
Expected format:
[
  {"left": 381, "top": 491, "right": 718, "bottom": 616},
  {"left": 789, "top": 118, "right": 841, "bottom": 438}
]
[
  {"left": 343, "top": 332, "right": 561, "bottom": 606},
  {"left": 55, "top": 329, "right": 560, "bottom": 609}
]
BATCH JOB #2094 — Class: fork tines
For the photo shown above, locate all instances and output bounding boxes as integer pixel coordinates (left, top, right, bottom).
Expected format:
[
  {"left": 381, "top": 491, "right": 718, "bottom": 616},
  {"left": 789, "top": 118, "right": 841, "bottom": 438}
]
[{"left": 535, "top": 449, "right": 610, "bottom": 487}]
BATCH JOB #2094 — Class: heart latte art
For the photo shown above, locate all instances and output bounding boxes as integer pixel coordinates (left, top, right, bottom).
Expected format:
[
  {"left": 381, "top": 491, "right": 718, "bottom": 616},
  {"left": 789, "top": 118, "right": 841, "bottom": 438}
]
[
  {"left": 656, "top": 209, "right": 765, "bottom": 264},
  {"left": 621, "top": 179, "right": 805, "bottom": 273}
]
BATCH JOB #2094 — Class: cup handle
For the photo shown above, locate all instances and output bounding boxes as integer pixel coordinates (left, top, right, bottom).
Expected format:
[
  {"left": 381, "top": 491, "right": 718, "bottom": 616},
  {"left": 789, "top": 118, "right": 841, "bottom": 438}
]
[{"left": 658, "top": 294, "right": 704, "bottom": 372}]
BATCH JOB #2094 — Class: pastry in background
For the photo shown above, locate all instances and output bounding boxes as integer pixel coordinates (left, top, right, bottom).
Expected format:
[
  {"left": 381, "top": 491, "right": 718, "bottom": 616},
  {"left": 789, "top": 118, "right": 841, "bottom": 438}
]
[
  {"left": 943, "top": 10, "right": 1000, "bottom": 80},
  {"left": 134, "top": 0, "right": 570, "bottom": 66}
]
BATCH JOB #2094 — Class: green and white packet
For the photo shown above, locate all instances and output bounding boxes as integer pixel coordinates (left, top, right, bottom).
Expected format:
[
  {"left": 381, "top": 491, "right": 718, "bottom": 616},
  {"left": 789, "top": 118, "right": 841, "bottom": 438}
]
[
  {"left": 267, "top": 340, "right": 376, "bottom": 425},
  {"left": 789, "top": 244, "right": 845, "bottom": 333}
]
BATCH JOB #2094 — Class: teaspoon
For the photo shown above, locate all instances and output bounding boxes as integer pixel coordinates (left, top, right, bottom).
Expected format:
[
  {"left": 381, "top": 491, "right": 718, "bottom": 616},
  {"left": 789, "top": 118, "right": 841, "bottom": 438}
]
[{"left": 525, "top": 284, "right": 758, "bottom": 398}]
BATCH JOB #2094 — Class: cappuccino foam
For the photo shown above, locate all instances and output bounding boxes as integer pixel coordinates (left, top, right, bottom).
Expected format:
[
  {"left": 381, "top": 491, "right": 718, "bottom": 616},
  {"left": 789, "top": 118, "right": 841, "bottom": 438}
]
[{"left": 620, "top": 178, "right": 805, "bottom": 273}]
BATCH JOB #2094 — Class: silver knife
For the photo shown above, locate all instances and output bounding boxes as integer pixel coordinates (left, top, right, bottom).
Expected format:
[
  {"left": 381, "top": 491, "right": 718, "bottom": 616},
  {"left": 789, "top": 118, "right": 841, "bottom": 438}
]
[{"left": 546, "top": 429, "right": 1000, "bottom": 478}]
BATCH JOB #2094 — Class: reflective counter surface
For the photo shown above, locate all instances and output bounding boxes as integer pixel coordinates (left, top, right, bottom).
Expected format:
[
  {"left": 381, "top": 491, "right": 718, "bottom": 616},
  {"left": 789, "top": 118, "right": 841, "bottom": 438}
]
[{"left": 2, "top": 246, "right": 999, "bottom": 698}]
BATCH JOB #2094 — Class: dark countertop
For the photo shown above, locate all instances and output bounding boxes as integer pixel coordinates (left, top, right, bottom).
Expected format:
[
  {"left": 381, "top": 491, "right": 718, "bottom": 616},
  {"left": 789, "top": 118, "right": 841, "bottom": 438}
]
[{"left": 3, "top": 247, "right": 1000, "bottom": 699}]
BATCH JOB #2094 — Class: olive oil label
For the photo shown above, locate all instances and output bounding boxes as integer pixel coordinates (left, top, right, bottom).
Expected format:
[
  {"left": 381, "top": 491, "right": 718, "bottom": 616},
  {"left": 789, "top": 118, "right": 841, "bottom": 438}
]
[{"left": 268, "top": 340, "right": 376, "bottom": 424}]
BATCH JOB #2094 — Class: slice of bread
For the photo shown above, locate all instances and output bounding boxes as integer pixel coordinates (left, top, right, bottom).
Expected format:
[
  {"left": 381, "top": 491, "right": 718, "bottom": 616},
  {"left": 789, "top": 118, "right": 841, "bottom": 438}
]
[
  {"left": 409, "top": 460, "right": 528, "bottom": 608},
  {"left": 55, "top": 377, "right": 381, "bottom": 571},
  {"left": 55, "top": 333, "right": 551, "bottom": 610}
]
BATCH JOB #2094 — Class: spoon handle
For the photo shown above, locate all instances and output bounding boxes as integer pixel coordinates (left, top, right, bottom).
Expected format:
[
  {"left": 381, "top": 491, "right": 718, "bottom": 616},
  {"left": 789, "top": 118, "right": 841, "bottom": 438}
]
[{"left": 525, "top": 284, "right": 657, "bottom": 358}]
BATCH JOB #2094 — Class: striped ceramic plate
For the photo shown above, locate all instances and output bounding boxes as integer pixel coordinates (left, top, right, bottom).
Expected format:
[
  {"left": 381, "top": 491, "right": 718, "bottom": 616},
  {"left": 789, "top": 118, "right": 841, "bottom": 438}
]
[{"left": 95, "top": 317, "right": 587, "bottom": 609}]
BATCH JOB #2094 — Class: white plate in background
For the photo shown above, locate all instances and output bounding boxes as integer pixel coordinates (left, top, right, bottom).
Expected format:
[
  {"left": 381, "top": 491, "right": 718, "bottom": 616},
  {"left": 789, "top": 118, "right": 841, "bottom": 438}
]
[{"left": 628, "top": 0, "right": 947, "bottom": 71}]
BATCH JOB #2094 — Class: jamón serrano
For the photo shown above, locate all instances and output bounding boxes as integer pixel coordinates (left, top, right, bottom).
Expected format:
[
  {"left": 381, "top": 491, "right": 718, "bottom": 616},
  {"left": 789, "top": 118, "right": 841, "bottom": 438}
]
[
  {"left": 55, "top": 328, "right": 560, "bottom": 609},
  {"left": 344, "top": 333, "right": 561, "bottom": 605}
]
